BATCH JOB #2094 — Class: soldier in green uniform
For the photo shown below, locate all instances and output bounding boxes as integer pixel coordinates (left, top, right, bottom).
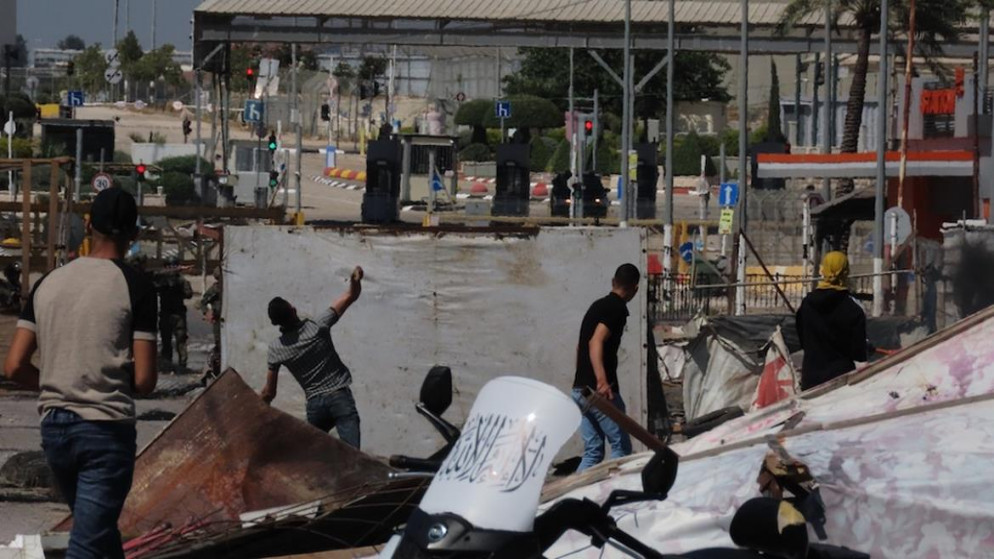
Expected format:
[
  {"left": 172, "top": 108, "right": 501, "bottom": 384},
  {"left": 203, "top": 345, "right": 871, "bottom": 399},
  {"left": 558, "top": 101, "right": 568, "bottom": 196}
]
[
  {"left": 156, "top": 259, "right": 193, "bottom": 372},
  {"left": 197, "top": 267, "right": 223, "bottom": 377}
]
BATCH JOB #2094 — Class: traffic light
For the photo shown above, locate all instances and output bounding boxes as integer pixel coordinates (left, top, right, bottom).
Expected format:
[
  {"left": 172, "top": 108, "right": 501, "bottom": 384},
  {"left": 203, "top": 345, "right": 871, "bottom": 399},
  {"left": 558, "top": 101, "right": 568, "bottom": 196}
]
[
  {"left": 66, "top": 61, "right": 75, "bottom": 77},
  {"left": 182, "top": 119, "right": 192, "bottom": 137},
  {"left": 135, "top": 163, "right": 147, "bottom": 182},
  {"left": 246, "top": 67, "right": 255, "bottom": 80},
  {"left": 267, "top": 133, "right": 277, "bottom": 152},
  {"left": 814, "top": 62, "right": 825, "bottom": 86},
  {"left": 268, "top": 170, "right": 279, "bottom": 189},
  {"left": 320, "top": 103, "right": 330, "bottom": 121},
  {"left": 359, "top": 84, "right": 369, "bottom": 100},
  {"left": 583, "top": 119, "right": 594, "bottom": 137}
]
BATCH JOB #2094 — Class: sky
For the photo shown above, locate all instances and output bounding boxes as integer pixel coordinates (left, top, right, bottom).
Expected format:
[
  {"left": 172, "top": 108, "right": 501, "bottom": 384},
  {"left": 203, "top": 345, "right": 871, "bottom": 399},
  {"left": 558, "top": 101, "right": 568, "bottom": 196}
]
[{"left": 17, "top": 0, "right": 202, "bottom": 52}]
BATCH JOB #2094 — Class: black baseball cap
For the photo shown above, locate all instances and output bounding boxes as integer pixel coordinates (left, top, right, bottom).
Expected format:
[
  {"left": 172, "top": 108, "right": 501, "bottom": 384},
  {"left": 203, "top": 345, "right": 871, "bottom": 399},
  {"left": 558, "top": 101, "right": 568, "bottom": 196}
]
[{"left": 91, "top": 187, "right": 138, "bottom": 238}]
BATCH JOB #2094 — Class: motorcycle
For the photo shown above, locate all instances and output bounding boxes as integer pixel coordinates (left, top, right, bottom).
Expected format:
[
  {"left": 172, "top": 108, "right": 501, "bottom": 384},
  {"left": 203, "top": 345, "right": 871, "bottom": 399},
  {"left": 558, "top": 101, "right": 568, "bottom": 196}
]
[
  {"left": 388, "top": 366, "right": 461, "bottom": 473},
  {"left": 379, "top": 376, "right": 869, "bottom": 559}
]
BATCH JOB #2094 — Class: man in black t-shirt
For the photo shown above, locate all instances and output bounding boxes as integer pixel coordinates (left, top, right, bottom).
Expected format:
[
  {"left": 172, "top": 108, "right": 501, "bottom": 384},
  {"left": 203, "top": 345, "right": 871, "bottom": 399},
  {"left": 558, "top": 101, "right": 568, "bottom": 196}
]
[{"left": 571, "top": 263, "right": 640, "bottom": 472}]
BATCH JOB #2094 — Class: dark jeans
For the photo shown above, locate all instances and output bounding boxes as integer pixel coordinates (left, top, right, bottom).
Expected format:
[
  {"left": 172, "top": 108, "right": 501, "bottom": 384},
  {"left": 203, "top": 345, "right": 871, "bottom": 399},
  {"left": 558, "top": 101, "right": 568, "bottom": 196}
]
[
  {"left": 41, "top": 408, "right": 136, "bottom": 559},
  {"left": 306, "top": 387, "right": 361, "bottom": 449}
]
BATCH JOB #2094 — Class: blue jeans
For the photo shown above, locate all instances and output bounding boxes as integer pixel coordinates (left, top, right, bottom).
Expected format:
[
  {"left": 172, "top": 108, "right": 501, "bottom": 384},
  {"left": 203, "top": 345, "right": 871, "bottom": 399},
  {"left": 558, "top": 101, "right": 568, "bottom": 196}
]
[
  {"left": 306, "top": 387, "right": 361, "bottom": 449},
  {"left": 40, "top": 408, "right": 136, "bottom": 559},
  {"left": 572, "top": 388, "right": 633, "bottom": 472}
]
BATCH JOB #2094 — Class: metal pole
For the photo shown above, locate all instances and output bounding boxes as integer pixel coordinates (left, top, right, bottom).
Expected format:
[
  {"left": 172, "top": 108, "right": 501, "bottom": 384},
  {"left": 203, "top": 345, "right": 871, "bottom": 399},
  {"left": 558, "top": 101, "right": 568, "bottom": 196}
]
[
  {"left": 736, "top": 0, "right": 749, "bottom": 315},
  {"left": 497, "top": 47, "right": 504, "bottom": 143},
  {"left": 569, "top": 48, "right": 576, "bottom": 184},
  {"left": 593, "top": 89, "right": 599, "bottom": 171},
  {"left": 5, "top": 111, "right": 11, "bottom": 200},
  {"left": 720, "top": 141, "right": 728, "bottom": 256},
  {"left": 795, "top": 55, "right": 803, "bottom": 146},
  {"left": 978, "top": 10, "right": 991, "bottom": 108},
  {"left": 873, "top": 0, "right": 890, "bottom": 317},
  {"left": 664, "top": 0, "right": 676, "bottom": 270},
  {"left": 620, "top": 0, "right": 632, "bottom": 227},
  {"left": 898, "top": 0, "right": 916, "bottom": 211},
  {"left": 113, "top": 0, "right": 119, "bottom": 44},
  {"left": 822, "top": 0, "right": 833, "bottom": 201},
  {"left": 195, "top": 68, "right": 204, "bottom": 200},
  {"left": 74, "top": 129, "right": 82, "bottom": 203},
  {"left": 293, "top": 44, "right": 303, "bottom": 219},
  {"left": 151, "top": 0, "right": 157, "bottom": 49},
  {"left": 812, "top": 52, "right": 821, "bottom": 151}
]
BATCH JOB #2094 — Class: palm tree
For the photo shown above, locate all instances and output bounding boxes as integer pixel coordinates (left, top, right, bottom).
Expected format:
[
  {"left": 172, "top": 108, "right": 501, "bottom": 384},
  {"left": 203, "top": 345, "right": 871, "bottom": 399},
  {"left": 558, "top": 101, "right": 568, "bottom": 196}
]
[{"left": 779, "top": 0, "right": 971, "bottom": 196}]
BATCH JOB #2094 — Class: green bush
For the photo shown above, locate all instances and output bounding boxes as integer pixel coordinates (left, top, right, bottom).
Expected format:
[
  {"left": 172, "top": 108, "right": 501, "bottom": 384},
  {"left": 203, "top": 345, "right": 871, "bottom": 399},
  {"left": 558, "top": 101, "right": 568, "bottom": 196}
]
[
  {"left": 482, "top": 95, "right": 562, "bottom": 129},
  {"left": 455, "top": 99, "right": 493, "bottom": 145},
  {"left": 546, "top": 140, "right": 570, "bottom": 174},
  {"left": 592, "top": 134, "right": 620, "bottom": 176},
  {"left": 0, "top": 137, "right": 33, "bottom": 158},
  {"left": 485, "top": 129, "right": 503, "bottom": 146},
  {"left": 720, "top": 128, "right": 739, "bottom": 157},
  {"left": 545, "top": 128, "right": 565, "bottom": 143},
  {"left": 671, "top": 132, "right": 717, "bottom": 176},
  {"left": 459, "top": 143, "right": 492, "bottom": 162},
  {"left": 697, "top": 135, "right": 721, "bottom": 157},
  {"left": 113, "top": 150, "right": 132, "bottom": 163},
  {"left": 156, "top": 155, "right": 213, "bottom": 176},
  {"left": 157, "top": 171, "right": 200, "bottom": 206},
  {"left": 529, "top": 136, "right": 555, "bottom": 172},
  {"left": 601, "top": 112, "right": 622, "bottom": 134}
]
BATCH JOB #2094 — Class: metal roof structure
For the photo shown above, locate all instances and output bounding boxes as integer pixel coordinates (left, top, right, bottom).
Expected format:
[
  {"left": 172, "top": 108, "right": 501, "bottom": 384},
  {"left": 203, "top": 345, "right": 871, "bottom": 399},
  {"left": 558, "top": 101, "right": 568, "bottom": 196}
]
[
  {"left": 195, "top": 0, "right": 826, "bottom": 26},
  {"left": 193, "top": 0, "right": 986, "bottom": 58}
]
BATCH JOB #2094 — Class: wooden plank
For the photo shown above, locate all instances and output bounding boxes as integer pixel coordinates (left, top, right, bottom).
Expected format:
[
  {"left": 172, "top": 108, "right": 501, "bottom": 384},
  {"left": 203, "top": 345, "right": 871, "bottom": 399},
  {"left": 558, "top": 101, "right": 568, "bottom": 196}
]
[
  {"left": 581, "top": 389, "right": 668, "bottom": 452},
  {"left": 20, "top": 161, "right": 31, "bottom": 298}
]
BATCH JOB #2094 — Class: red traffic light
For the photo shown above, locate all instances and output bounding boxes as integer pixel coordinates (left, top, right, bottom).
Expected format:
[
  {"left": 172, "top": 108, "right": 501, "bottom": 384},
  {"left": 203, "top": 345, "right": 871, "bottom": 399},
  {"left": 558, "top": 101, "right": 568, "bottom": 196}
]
[
  {"left": 246, "top": 68, "right": 255, "bottom": 78},
  {"left": 584, "top": 120, "right": 594, "bottom": 133},
  {"left": 135, "top": 163, "right": 147, "bottom": 174}
]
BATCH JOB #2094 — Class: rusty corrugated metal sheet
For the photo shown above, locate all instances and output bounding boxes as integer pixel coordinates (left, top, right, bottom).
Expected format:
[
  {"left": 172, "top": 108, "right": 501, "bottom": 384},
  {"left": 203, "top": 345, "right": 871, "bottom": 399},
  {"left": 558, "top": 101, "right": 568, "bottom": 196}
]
[{"left": 54, "top": 370, "right": 396, "bottom": 538}]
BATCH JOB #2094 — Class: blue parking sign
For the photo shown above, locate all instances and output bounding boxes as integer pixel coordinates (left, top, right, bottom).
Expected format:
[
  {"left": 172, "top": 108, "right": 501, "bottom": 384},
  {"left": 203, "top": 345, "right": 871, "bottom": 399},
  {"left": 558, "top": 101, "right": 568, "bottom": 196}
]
[
  {"left": 67, "top": 91, "right": 85, "bottom": 107},
  {"left": 495, "top": 100, "right": 511, "bottom": 119},
  {"left": 243, "top": 100, "right": 264, "bottom": 123}
]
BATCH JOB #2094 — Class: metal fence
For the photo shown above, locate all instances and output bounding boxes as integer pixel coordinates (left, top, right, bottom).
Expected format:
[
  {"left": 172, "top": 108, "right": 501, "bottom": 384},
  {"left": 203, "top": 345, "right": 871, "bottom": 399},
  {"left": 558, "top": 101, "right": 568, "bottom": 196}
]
[
  {"left": 744, "top": 190, "right": 807, "bottom": 267},
  {"left": 649, "top": 270, "right": 919, "bottom": 323}
]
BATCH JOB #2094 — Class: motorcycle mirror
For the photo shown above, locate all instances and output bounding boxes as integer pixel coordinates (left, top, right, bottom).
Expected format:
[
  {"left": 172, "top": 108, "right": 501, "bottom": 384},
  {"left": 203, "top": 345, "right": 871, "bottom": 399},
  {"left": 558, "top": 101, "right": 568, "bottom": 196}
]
[
  {"left": 729, "top": 497, "right": 809, "bottom": 559},
  {"left": 641, "top": 446, "right": 679, "bottom": 498},
  {"left": 419, "top": 366, "right": 453, "bottom": 417}
]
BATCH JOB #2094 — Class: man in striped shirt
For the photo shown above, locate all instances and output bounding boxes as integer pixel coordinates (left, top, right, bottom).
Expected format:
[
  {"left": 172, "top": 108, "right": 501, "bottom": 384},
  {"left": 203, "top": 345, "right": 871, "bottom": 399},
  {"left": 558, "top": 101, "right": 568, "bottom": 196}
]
[{"left": 261, "top": 267, "right": 364, "bottom": 448}]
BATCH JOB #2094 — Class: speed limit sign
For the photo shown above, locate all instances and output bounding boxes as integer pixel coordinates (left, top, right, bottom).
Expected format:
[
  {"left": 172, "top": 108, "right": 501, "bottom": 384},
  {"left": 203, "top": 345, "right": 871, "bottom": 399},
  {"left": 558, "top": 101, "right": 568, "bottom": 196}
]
[{"left": 91, "top": 172, "right": 113, "bottom": 192}]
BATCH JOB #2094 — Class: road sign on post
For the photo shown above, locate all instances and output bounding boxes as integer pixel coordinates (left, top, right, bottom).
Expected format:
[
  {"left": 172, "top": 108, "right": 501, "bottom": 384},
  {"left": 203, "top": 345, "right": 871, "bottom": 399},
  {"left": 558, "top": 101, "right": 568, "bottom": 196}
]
[
  {"left": 679, "top": 241, "right": 695, "bottom": 263},
  {"left": 91, "top": 172, "right": 113, "bottom": 192},
  {"left": 495, "top": 100, "right": 511, "bottom": 119},
  {"left": 104, "top": 68, "right": 123, "bottom": 85},
  {"left": 243, "top": 100, "right": 263, "bottom": 123},
  {"left": 67, "top": 91, "right": 85, "bottom": 107},
  {"left": 718, "top": 207, "right": 735, "bottom": 235},
  {"left": 719, "top": 182, "right": 739, "bottom": 207}
]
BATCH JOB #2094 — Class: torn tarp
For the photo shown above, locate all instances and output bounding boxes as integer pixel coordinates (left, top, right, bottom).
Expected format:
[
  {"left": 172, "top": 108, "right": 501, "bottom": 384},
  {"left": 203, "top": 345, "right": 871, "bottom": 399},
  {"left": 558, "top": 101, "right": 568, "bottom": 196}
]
[
  {"left": 544, "top": 305, "right": 994, "bottom": 558},
  {"left": 668, "top": 314, "right": 927, "bottom": 421}
]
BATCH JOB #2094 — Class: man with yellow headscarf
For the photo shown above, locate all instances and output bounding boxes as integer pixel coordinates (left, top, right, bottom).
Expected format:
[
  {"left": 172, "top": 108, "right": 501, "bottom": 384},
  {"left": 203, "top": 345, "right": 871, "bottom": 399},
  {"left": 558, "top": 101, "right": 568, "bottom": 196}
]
[{"left": 795, "top": 251, "right": 869, "bottom": 390}]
